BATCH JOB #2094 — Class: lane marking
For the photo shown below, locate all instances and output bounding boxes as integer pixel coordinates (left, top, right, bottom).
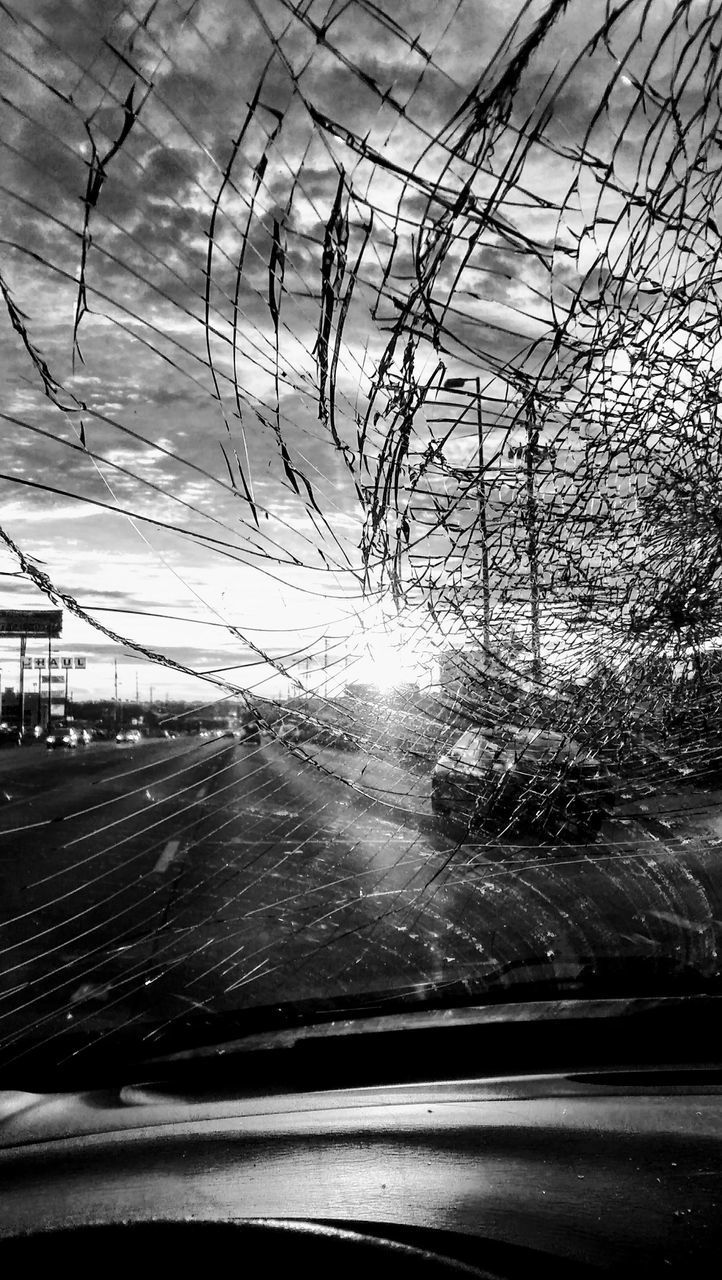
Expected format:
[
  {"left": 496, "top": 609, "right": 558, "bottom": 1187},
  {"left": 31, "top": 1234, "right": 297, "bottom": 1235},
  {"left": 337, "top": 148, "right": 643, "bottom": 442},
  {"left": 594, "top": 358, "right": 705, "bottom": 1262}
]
[{"left": 152, "top": 838, "right": 182, "bottom": 874}]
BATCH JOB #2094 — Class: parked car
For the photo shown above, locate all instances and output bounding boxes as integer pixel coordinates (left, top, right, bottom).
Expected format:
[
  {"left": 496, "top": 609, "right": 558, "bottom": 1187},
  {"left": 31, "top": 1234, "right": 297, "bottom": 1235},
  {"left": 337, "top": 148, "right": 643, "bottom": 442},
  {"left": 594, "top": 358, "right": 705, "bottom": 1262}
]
[
  {"left": 431, "top": 723, "right": 615, "bottom": 840},
  {"left": 115, "top": 729, "right": 141, "bottom": 744}
]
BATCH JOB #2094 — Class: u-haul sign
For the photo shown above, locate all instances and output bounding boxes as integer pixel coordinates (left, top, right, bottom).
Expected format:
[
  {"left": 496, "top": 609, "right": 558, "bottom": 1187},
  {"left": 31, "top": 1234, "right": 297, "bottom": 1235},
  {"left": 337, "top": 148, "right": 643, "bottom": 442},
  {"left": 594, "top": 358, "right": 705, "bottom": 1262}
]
[{"left": 23, "top": 657, "right": 87, "bottom": 669}]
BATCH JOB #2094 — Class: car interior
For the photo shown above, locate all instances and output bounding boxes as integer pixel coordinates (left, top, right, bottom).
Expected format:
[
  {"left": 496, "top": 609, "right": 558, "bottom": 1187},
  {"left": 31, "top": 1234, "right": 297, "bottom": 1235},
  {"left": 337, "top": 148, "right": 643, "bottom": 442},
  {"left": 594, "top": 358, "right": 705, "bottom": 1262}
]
[
  {"left": 1, "top": 995, "right": 720, "bottom": 1276},
  {"left": 2, "top": 1, "right": 721, "bottom": 1274}
]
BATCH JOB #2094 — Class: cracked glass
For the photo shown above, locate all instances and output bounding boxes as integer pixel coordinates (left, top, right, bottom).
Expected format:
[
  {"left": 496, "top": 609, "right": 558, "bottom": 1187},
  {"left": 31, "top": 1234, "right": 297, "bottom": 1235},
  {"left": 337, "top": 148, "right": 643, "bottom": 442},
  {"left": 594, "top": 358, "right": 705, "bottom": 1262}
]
[{"left": 1, "top": 0, "right": 722, "bottom": 1078}]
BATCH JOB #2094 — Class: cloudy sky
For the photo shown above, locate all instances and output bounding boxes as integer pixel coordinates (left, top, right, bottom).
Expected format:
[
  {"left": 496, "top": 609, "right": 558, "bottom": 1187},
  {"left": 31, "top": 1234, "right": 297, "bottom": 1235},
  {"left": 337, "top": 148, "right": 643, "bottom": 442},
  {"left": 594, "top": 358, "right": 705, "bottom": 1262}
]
[{"left": 0, "top": 0, "right": 711, "bottom": 701}]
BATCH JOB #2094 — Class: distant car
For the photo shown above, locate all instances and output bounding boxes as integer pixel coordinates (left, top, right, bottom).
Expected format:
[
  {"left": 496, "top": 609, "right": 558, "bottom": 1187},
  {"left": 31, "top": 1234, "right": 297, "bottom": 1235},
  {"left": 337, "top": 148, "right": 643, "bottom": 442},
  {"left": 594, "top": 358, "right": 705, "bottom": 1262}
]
[
  {"left": 278, "top": 713, "right": 320, "bottom": 744},
  {"left": 238, "top": 719, "right": 261, "bottom": 743},
  {"left": 431, "top": 724, "right": 615, "bottom": 840},
  {"left": 276, "top": 718, "right": 303, "bottom": 744},
  {"left": 116, "top": 729, "right": 141, "bottom": 744},
  {"left": 77, "top": 729, "right": 92, "bottom": 745},
  {"left": 46, "top": 728, "right": 79, "bottom": 750}
]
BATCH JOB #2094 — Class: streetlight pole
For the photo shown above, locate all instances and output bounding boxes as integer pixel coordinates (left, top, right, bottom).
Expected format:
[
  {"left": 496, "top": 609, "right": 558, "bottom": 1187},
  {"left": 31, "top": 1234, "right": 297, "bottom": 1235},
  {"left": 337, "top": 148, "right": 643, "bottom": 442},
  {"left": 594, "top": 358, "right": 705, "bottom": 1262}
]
[{"left": 443, "top": 376, "right": 491, "bottom": 657}]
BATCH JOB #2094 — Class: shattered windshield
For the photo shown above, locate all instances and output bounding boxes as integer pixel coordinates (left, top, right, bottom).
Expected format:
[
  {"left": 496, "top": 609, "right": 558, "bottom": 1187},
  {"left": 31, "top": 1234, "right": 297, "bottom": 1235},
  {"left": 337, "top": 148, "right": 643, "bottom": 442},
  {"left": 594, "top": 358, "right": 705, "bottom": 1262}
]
[{"left": 1, "top": 0, "right": 722, "bottom": 1076}]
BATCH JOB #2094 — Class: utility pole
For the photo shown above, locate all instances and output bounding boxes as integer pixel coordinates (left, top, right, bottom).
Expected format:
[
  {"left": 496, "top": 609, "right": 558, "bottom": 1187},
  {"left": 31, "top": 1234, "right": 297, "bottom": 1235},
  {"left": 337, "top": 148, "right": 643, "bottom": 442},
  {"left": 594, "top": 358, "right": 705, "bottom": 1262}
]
[
  {"left": 524, "top": 392, "right": 542, "bottom": 683},
  {"left": 18, "top": 636, "right": 25, "bottom": 737},
  {"left": 475, "top": 375, "right": 491, "bottom": 657},
  {"left": 114, "top": 660, "right": 119, "bottom": 731},
  {"left": 443, "top": 376, "right": 491, "bottom": 658},
  {"left": 47, "top": 628, "right": 52, "bottom": 726}
]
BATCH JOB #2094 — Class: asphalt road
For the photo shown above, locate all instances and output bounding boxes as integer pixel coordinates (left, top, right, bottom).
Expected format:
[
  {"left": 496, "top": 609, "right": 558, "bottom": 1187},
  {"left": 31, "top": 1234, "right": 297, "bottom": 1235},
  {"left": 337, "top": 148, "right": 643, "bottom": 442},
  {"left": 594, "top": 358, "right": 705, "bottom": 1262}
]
[{"left": 1, "top": 735, "right": 722, "bottom": 1072}]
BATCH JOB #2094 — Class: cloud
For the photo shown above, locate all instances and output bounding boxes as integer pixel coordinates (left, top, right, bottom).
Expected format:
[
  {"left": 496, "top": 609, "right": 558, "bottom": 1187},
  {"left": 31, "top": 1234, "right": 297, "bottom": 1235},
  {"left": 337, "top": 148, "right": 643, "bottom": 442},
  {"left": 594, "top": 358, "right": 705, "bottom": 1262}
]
[
  {"left": 1, "top": 501, "right": 101, "bottom": 525},
  {"left": 3, "top": 0, "right": 715, "bottom": 690}
]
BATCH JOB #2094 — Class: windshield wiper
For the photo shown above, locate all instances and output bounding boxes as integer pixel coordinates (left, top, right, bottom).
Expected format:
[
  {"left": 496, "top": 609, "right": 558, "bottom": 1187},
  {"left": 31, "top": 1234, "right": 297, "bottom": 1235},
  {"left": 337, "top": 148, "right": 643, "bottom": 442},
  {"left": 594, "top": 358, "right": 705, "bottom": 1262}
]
[
  {"left": 141, "top": 954, "right": 720, "bottom": 1054},
  {"left": 1, "top": 955, "right": 719, "bottom": 1092}
]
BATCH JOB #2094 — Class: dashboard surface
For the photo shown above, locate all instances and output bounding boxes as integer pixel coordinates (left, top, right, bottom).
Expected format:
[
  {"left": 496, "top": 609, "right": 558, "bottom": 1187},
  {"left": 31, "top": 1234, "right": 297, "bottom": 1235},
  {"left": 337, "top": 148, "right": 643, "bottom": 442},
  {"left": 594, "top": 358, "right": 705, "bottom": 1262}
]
[{"left": 1, "top": 1069, "right": 721, "bottom": 1276}]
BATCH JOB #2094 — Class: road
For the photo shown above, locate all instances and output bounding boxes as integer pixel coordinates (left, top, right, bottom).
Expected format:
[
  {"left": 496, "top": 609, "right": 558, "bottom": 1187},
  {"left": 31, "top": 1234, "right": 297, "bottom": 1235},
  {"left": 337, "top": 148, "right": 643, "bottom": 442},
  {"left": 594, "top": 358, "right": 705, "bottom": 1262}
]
[{"left": 1, "top": 735, "right": 722, "bottom": 1072}]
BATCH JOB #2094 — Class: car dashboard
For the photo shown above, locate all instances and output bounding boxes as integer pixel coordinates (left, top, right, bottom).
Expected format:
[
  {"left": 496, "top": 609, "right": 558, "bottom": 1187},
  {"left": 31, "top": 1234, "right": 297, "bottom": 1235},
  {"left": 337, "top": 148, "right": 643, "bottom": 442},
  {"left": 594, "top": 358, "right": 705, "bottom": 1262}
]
[{"left": 1, "top": 1000, "right": 721, "bottom": 1276}]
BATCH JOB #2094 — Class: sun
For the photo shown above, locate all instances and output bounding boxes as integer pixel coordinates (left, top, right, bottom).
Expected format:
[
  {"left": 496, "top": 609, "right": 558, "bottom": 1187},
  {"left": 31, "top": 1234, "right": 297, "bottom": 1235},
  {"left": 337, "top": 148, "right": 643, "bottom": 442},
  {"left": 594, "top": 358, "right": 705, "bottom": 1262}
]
[{"left": 353, "top": 632, "right": 420, "bottom": 690}]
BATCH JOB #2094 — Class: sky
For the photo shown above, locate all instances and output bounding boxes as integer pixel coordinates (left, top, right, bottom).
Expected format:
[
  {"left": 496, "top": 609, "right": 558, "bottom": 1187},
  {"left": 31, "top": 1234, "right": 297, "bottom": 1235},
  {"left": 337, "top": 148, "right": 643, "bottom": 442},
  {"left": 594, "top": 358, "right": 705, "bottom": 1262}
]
[{"left": 0, "top": 0, "right": 716, "bottom": 702}]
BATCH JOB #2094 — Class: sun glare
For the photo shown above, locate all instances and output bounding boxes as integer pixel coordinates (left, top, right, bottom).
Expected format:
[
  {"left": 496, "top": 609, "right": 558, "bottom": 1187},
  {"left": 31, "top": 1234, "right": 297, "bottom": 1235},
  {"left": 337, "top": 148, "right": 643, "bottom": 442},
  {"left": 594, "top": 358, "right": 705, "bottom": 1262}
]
[{"left": 354, "top": 632, "right": 419, "bottom": 690}]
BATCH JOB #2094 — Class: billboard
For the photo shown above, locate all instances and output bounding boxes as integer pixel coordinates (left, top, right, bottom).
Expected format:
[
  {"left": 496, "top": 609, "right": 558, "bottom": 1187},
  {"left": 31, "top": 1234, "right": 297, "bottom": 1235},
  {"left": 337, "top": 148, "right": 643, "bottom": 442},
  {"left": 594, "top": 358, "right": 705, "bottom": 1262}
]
[{"left": 0, "top": 610, "right": 62, "bottom": 638}]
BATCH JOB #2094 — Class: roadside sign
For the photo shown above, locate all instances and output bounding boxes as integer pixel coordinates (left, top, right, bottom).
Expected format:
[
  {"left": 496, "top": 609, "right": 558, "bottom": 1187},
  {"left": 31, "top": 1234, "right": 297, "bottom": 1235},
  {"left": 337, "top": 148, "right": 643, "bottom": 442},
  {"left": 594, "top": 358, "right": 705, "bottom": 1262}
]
[
  {"left": 0, "top": 610, "right": 62, "bottom": 638},
  {"left": 22, "top": 656, "right": 86, "bottom": 668},
  {"left": 41, "top": 675, "right": 65, "bottom": 685},
  {"left": 50, "top": 702, "right": 65, "bottom": 716}
]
